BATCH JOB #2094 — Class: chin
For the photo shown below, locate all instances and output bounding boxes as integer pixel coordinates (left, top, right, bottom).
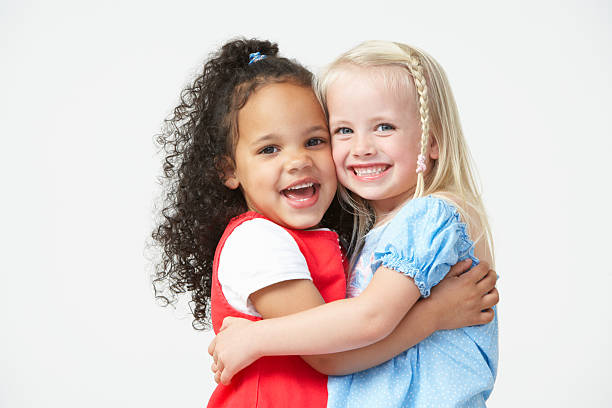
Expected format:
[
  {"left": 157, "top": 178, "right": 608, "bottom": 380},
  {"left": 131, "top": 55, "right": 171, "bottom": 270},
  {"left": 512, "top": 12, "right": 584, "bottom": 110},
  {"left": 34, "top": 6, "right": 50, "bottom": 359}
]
[
  {"left": 286, "top": 219, "right": 320, "bottom": 230},
  {"left": 282, "top": 213, "right": 323, "bottom": 230}
]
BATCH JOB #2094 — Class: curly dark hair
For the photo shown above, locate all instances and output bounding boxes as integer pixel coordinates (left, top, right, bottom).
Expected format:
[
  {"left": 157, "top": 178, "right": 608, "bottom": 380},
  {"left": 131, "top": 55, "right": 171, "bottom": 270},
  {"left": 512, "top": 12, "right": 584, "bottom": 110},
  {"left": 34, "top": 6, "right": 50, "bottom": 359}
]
[{"left": 151, "top": 38, "right": 353, "bottom": 330}]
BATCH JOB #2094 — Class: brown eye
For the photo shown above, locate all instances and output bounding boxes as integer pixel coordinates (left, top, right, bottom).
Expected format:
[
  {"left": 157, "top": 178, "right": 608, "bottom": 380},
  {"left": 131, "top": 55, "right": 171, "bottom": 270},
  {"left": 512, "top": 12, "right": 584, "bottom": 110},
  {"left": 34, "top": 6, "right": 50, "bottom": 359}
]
[
  {"left": 306, "top": 138, "right": 325, "bottom": 147},
  {"left": 259, "top": 146, "right": 279, "bottom": 154}
]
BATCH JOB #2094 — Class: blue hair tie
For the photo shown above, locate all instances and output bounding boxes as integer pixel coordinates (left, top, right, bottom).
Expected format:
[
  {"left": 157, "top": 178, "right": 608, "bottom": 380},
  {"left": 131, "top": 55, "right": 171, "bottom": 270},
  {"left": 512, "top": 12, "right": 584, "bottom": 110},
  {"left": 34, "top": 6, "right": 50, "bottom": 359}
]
[{"left": 248, "top": 52, "right": 266, "bottom": 65}]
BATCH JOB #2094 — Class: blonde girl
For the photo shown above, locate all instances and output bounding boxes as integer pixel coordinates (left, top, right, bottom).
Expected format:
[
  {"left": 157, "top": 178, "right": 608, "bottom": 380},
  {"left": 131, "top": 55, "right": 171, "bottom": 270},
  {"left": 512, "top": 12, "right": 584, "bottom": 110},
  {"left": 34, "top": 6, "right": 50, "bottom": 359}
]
[{"left": 210, "top": 40, "right": 498, "bottom": 407}]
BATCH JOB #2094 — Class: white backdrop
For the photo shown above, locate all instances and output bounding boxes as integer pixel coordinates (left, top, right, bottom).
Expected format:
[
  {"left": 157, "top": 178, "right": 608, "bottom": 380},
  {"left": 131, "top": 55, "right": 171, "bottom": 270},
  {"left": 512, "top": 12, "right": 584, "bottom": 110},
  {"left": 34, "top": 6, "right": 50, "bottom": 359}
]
[{"left": 2, "top": 0, "right": 611, "bottom": 406}]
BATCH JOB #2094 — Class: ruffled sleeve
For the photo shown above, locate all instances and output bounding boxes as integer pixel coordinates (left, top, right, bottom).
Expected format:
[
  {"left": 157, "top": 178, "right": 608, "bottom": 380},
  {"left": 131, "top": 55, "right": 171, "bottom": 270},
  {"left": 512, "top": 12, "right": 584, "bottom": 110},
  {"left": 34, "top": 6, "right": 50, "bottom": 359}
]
[{"left": 372, "top": 196, "right": 478, "bottom": 297}]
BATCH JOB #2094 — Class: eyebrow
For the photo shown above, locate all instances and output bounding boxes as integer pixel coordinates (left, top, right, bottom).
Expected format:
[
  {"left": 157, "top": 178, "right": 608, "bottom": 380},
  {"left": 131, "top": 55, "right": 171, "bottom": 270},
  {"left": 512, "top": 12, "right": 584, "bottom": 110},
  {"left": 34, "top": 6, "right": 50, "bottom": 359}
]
[
  {"left": 368, "top": 115, "right": 395, "bottom": 122},
  {"left": 330, "top": 115, "right": 394, "bottom": 125},
  {"left": 328, "top": 118, "right": 350, "bottom": 123},
  {"left": 305, "top": 125, "right": 329, "bottom": 134},
  {"left": 252, "top": 134, "right": 277, "bottom": 145},
  {"left": 252, "top": 126, "right": 328, "bottom": 144},
  {"left": 328, "top": 119, "right": 352, "bottom": 127}
]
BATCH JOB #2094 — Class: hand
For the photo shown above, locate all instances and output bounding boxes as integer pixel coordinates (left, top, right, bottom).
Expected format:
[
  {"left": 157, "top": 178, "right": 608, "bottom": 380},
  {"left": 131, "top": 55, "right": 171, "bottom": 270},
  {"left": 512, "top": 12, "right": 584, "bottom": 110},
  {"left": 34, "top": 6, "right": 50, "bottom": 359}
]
[
  {"left": 428, "top": 259, "right": 499, "bottom": 330},
  {"left": 208, "top": 316, "right": 260, "bottom": 385}
]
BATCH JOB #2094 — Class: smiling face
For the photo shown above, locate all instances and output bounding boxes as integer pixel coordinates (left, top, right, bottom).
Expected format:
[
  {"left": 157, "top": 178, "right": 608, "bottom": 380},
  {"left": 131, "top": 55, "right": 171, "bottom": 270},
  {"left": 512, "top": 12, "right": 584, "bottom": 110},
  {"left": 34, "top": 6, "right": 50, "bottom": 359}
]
[
  {"left": 225, "top": 82, "right": 337, "bottom": 230},
  {"left": 328, "top": 65, "right": 437, "bottom": 220}
]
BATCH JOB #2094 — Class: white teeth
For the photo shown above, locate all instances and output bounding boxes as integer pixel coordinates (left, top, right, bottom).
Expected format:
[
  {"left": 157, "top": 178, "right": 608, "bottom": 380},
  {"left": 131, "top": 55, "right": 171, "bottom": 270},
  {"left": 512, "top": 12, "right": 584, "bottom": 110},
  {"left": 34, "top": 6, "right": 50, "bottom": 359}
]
[
  {"left": 286, "top": 182, "right": 314, "bottom": 190},
  {"left": 354, "top": 166, "right": 386, "bottom": 176}
]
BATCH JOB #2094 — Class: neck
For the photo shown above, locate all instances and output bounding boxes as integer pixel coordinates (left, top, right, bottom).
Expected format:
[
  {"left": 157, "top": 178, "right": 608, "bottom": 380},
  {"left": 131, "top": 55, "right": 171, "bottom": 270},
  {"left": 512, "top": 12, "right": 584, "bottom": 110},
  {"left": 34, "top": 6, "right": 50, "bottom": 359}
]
[
  {"left": 371, "top": 188, "right": 416, "bottom": 227},
  {"left": 372, "top": 201, "right": 409, "bottom": 228}
]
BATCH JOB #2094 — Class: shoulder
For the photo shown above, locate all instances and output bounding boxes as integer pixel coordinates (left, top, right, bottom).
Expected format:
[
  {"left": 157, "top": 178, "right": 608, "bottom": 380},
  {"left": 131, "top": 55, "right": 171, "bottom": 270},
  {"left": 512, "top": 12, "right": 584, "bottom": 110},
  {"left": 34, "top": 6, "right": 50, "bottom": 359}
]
[
  {"left": 373, "top": 195, "right": 474, "bottom": 261},
  {"left": 221, "top": 216, "right": 313, "bottom": 272},
  {"left": 222, "top": 217, "right": 303, "bottom": 258},
  {"left": 218, "top": 217, "right": 312, "bottom": 315},
  {"left": 430, "top": 192, "right": 492, "bottom": 266},
  {"left": 385, "top": 195, "right": 460, "bottom": 235},
  {"left": 406, "top": 195, "right": 458, "bottom": 216},
  {"left": 372, "top": 195, "right": 477, "bottom": 297}
]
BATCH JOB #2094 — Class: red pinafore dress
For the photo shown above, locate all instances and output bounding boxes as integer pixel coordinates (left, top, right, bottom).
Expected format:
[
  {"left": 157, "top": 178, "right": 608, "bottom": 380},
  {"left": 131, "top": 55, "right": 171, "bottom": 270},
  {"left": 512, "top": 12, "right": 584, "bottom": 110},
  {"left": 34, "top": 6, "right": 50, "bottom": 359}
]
[{"left": 207, "top": 212, "right": 347, "bottom": 408}]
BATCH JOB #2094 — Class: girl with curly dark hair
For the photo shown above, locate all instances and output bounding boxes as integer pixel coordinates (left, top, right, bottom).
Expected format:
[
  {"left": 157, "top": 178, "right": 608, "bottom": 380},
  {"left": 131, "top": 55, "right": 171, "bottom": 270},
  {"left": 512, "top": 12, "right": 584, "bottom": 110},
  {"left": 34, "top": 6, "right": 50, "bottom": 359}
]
[
  {"left": 152, "top": 38, "right": 352, "bottom": 406},
  {"left": 152, "top": 38, "right": 496, "bottom": 407}
]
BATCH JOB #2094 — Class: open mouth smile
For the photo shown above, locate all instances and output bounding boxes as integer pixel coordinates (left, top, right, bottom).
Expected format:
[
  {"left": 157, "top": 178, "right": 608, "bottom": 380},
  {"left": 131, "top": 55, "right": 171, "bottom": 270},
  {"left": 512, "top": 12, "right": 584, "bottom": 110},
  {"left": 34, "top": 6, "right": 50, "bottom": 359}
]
[{"left": 281, "top": 180, "right": 321, "bottom": 208}]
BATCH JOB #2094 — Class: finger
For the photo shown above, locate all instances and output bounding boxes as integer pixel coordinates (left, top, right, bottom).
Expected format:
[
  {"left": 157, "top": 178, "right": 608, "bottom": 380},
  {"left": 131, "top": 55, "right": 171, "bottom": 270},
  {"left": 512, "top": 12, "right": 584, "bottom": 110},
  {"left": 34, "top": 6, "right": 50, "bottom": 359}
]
[
  {"left": 213, "top": 350, "right": 218, "bottom": 365},
  {"left": 478, "top": 268, "right": 497, "bottom": 284},
  {"left": 446, "top": 258, "right": 472, "bottom": 278},
  {"left": 476, "top": 270, "right": 497, "bottom": 292},
  {"left": 214, "top": 370, "right": 221, "bottom": 384},
  {"left": 481, "top": 288, "right": 499, "bottom": 309},
  {"left": 479, "top": 308, "right": 495, "bottom": 325},
  {"left": 462, "top": 261, "right": 490, "bottom": 282},
  {"left": 211, "top": 362, "right": 217, "bottom": 373},
  {"left": 208, "top": 336, "right": 216, "bottom": 356},
  {"left": 220, "top": 369, "right": 233, "bottom": 386}
]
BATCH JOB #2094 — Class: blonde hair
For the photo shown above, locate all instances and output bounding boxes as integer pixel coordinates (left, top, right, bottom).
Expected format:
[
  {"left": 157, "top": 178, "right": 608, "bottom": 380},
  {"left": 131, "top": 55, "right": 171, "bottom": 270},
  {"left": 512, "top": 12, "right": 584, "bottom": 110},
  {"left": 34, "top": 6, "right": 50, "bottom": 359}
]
[{"left": 317, "top": 40, "right": 494, "bottom": 266}]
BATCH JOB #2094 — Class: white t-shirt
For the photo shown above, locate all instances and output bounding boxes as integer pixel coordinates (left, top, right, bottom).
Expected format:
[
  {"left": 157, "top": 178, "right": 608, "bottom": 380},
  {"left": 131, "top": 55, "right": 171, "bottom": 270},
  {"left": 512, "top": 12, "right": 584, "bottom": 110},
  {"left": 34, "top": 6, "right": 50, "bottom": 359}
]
[{"left": 217, "top": 218, "right": 312, "bottom": 317}]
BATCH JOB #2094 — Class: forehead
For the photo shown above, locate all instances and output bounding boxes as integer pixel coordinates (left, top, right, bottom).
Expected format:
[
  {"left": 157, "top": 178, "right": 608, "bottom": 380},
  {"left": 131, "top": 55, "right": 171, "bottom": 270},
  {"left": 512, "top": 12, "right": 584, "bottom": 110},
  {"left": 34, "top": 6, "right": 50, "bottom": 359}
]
[
  {"left": 237, "top": 82, "right": 326, "bottom": 139},
  {"left": 246, "top": 81, "right": 319, "bottom": 110},
  {"left": 326, "top": 65, "right": 417, "bottom": 113}
]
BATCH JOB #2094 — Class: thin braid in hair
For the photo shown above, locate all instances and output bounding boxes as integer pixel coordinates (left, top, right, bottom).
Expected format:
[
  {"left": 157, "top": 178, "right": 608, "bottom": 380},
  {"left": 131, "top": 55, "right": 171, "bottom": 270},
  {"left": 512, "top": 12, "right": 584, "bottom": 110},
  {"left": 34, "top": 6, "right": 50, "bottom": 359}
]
[{"left": 404, "top": 52, "right": 430, "bottom": 198}]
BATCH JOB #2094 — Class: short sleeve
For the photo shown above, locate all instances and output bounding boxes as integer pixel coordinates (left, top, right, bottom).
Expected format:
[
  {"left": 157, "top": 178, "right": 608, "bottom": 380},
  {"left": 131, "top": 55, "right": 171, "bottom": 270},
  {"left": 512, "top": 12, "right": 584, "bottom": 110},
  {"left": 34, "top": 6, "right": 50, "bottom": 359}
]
[
  {"left": 218, "top": 218, "right": 312, "bottom": 316},
  {"left": 372, "top": 196, "right": 477, "bottom": 298}
]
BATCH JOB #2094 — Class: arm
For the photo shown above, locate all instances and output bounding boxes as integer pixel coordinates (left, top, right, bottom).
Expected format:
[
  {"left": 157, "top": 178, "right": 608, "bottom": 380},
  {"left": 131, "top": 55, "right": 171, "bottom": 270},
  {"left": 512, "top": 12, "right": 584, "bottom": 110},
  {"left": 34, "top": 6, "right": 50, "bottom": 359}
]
[
  {"left": 210, "top": 198, "right": 497, "bottom": 383},
  {"left": 209, "top": 267, "right": 419, "bottom": 385},
  {"left": 306, "top": 260, "right": 498, "bottom": 375},
  {"left": 252, "top": 265, "right": 421, "bottom": 352},
  {"left": 210, "top": 260, "right": 497, "bottom": 383}
]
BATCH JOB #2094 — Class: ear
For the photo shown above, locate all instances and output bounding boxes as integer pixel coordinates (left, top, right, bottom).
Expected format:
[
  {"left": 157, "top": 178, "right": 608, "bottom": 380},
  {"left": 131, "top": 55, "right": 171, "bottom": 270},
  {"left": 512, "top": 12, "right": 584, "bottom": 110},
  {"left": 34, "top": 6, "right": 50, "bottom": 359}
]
[
  {"left": 224, "top": 174, "right": 240, "bottom": 190},
  {"left": 217, "top": 155, "right": 240, "bottom": 190},
  {"left": 428, "top": 135, "right": 439, "bottom": 160}
]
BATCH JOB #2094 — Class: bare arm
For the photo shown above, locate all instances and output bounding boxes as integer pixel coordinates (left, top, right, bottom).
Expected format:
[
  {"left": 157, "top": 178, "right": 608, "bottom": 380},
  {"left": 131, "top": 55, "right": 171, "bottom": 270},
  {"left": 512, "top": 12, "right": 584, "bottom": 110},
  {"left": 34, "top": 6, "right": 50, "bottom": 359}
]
[
  {"left": 208, "top": 267, "right": 419, "bottom": 385},
  {"left": 209, "top": 260, "right": 497, "bottom": 383},
  {"left": 306, "top": 261, "right": 498, "bottom": 375},
  {"left": 252, "top": 265, "right": 421, "bottom": 353}
]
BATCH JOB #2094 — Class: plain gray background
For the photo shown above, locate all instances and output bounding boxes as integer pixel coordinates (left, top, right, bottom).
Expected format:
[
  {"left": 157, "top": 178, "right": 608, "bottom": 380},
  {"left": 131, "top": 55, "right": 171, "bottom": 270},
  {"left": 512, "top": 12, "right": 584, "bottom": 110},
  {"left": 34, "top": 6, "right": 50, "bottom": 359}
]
[{"left": 2, "top": 0, "right": 611, "bottom": 406}]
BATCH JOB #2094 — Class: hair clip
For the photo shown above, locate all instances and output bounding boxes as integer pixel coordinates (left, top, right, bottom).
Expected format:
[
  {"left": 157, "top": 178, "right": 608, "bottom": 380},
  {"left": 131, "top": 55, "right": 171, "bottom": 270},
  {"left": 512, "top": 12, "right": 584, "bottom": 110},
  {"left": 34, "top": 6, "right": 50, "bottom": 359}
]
[
  {"left": 416, "top": 154, "right": 427, "bottom": 174},
  {"left": 248, "top": 52, "right": 266, "bottom": 65}
]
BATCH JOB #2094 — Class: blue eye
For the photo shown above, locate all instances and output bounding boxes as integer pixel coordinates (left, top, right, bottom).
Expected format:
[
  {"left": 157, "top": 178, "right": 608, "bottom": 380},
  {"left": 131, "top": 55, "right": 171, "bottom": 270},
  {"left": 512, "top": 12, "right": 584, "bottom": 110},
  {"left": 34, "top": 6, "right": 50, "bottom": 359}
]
[
  {"left": 306, "top": 138, "right": 325, "bottom": 147},
  {"left": 335, "top": 127, "right": 353, "bottom": 135},
  {"left": 259, "top": 146, "right": 279, "bottom": 154},
  {"left": 376, "top": 124, "right": 394, "bottom": 132}
]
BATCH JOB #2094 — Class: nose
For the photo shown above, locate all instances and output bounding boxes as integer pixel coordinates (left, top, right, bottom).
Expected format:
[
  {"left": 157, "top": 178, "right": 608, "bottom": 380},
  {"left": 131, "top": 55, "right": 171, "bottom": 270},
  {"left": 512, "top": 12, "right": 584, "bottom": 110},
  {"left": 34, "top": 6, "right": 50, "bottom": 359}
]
[
  {"left": 285, "top": 149, "right": 313, "bottom": 173},
  {"left": 351, "top": 132, "right": 376, "bottom": 157}
]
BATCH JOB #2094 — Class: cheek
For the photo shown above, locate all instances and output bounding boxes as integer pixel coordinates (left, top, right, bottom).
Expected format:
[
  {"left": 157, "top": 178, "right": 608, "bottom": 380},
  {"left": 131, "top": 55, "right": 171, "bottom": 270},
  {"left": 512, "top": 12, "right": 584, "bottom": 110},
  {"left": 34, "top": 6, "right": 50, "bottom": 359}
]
[
  {"left": 331, "top": 141, "right": 347, "bottom": 169},
  {"left": 326, "top": 173, "right": 338, "bottom": 192},
  {"left": 332, "top": 152, "right": 351, "bottom": 186},
  {"left": 332, "top": 153, "right": 345, "bottom": 178},
  {"left": 315, "top": 152, "right": 338, "bottom": 184}
]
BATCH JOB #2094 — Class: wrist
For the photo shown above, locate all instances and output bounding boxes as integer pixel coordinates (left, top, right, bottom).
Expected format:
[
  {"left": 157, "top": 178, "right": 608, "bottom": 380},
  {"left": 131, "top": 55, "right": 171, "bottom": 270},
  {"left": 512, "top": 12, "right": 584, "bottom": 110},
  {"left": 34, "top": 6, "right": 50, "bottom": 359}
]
[
  {"left": 252, "top": 318, "right": 287, "bottom": 358},
  {"left": 250, "top": 322, "right": 267, "bottom": 359},
  {"left": 421, "top": 296, "right": 445, "bottom": 332}
]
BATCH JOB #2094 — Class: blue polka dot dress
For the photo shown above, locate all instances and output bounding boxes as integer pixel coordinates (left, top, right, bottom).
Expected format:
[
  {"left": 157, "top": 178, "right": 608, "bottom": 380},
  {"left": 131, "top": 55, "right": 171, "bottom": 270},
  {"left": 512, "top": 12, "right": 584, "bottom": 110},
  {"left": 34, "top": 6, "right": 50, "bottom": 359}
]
[{"left": 327, "top": 196, "right": 498, "bottom": 408}]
